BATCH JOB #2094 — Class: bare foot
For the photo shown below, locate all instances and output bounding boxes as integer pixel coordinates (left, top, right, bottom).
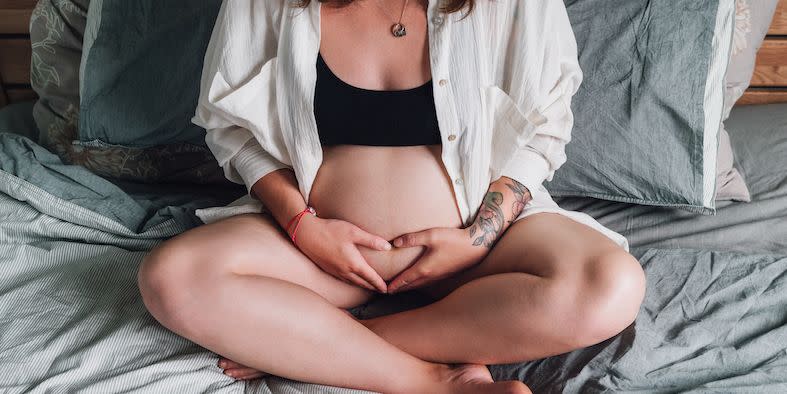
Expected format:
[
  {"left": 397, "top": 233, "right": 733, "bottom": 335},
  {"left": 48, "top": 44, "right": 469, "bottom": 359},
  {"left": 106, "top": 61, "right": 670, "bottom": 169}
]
[
  {"left": 217, "top": 357, "right": 270, "bottom": 381},
  {"left": 439, "top": 364, "right": 532, "bottom": 394}
]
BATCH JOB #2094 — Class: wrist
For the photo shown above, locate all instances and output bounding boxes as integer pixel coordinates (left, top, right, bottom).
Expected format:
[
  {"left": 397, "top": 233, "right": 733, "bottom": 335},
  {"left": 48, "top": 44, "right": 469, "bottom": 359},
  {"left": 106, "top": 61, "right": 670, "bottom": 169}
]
[{"left": 285, "top": 206, "right": 318, "bottom": 245}]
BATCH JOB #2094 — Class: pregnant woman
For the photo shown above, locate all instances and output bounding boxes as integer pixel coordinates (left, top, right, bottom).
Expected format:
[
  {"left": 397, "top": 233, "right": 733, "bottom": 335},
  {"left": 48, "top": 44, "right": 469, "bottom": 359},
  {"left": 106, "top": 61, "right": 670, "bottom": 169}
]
[{"left": 138, "top": 0, "right": 646, "bottom": 393}]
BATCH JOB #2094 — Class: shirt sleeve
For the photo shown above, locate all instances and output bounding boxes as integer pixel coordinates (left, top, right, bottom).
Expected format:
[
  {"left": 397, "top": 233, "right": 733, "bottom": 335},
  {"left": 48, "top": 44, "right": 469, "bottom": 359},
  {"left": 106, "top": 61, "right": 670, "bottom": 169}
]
[
  {"left": 191, "top": 0, "right": 291, "bottom": 193},
  {"left": 492, "top": 1, "right": 583, "bottom": 196}
]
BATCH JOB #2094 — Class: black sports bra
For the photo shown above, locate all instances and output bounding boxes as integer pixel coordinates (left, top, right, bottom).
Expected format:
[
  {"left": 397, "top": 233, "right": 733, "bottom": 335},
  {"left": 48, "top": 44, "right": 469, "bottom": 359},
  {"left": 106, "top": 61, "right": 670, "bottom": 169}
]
[{"left": 314, "top": 52, "right": 442, "bottom": 147}]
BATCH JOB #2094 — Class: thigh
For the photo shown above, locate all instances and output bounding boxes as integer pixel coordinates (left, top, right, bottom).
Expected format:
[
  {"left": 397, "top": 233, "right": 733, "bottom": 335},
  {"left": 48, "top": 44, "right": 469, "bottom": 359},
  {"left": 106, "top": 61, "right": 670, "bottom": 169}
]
[
  {"left": 417, "top": 212, "right": 627, "bottom": 300},
  {"left": 147, "top": 212, "right": 375, "bottom": 310}
]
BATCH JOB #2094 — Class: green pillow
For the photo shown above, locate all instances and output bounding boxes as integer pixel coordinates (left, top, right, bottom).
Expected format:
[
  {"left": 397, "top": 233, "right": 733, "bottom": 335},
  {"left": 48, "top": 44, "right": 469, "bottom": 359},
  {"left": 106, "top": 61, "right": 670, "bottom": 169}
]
[
  {"left": 79, "top": 0, "right": 222, "bottom": 148},
  {"left": 545, "top": 0, "right": 736, "bottom": 214}
]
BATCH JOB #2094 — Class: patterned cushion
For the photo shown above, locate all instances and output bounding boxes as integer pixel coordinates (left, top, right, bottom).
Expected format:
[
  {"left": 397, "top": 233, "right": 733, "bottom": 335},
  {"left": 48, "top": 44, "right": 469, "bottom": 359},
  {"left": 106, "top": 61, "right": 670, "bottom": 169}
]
[{"left": 29, "top": 0, "right": 227, "bottom": 184}]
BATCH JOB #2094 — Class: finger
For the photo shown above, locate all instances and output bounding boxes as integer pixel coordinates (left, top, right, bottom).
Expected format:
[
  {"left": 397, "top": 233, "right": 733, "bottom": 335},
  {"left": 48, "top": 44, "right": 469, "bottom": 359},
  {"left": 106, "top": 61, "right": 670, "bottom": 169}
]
[
  {"left": 388, "top": 267, "right": 423, "bottom": 294},
  {"left": 393, "top": 229, "right": 434, "bottom": 248},
  {"left": 347, "top": 249, "right": 388, "bottom": 293},
  {"left": 388, "top": 256, "right": 437, "bottom": 293},
  {"left": 346, "top": 272, "right": 379, "bottom": 293},
  {"left": 349, "top": 225, "right": 392, "bottom": 251}
]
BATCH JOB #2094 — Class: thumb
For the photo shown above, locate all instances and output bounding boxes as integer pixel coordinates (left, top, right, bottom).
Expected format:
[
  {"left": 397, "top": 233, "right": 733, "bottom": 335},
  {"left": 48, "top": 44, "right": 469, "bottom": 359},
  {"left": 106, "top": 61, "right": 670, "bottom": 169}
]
[
  {"left": 349, "top": 225, "right": 392, "bottom": 251},
  {"left": 393, "top": 229, "right": 435, "bottom": 248}
]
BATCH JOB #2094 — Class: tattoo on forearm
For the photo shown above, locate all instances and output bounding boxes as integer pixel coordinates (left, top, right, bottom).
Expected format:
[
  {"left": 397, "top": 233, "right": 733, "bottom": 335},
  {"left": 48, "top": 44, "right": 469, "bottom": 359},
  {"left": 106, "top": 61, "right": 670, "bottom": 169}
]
[
  {"left": 468, "top": 191, "right": 505, "bottom": 248},
  {"left": 467, "top": 179, "right": 532, "bottom": 248},
  {"left": 506, "top": 180, "right": 532, "bottom": 225}
]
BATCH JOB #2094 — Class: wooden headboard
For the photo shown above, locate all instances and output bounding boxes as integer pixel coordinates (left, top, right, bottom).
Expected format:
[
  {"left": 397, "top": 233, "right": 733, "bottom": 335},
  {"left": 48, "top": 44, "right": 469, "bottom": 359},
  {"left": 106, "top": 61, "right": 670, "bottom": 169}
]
[
  {"left": 739, "top": 0, "right": 787, "bottom": 105},
  {"left": 0, "top": 0, "right": 786, "bottom": 109},
  {"left": 0, "top": 0, "right": 36, "bottom": 108}
]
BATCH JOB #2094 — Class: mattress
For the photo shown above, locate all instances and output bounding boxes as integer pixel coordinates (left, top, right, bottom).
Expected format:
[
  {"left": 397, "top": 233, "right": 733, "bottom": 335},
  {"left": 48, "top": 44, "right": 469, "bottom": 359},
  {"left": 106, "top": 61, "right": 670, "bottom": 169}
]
[{"left": 0, "top": 103, "right": 785, "bottom": 393}]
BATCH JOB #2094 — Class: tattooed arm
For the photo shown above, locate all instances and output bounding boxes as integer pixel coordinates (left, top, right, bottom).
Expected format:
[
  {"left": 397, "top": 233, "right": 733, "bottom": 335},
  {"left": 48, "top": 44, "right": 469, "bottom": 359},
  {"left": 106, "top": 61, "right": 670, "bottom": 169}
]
[
  {"left": 466, "top": 176, "right": 533, "bottom": 248},
  {"left": 387, "top": 176, "right": 532, "bottom": 293}
]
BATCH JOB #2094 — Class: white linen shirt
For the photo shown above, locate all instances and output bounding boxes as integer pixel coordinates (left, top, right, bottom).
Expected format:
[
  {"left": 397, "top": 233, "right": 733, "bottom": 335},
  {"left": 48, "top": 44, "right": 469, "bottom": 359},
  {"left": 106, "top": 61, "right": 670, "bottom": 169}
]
[{"left": 192, "top": 0, "right": 583, "bottom": 228}]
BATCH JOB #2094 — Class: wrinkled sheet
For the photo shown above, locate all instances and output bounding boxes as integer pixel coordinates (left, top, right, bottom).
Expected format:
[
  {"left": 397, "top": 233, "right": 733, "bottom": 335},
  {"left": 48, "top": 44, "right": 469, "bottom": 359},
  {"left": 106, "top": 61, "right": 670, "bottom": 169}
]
[
  {"left": 1, "top": 101, "right": 786, "bottom": 392},
  {"left": 2, "top": 179, "right": 785, "bottom": 393},
  {"left": 1, "top": 162, "right": 785, "bottom": 393}
]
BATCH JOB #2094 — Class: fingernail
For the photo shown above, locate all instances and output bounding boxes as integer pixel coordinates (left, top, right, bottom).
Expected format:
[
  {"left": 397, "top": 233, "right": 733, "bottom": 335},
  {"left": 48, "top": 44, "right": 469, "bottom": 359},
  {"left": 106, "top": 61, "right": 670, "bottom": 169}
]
[
  {"left": 393, "top": 238, "right": 402, "bottom": 247},
  {"left": 381, "top": 241, "right": 392, "bottom": 251}
]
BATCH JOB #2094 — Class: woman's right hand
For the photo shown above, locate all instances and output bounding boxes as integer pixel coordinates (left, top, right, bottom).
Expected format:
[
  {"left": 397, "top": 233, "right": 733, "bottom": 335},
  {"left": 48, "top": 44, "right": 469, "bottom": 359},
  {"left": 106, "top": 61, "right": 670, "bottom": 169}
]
[{"left": 291, "top": 214, "right": 391, "bottom": 293}]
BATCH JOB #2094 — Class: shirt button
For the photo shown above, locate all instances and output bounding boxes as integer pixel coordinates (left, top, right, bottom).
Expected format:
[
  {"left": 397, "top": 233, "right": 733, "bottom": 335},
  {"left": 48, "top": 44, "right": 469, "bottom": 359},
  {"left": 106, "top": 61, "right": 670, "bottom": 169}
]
[
  {"left": 454, "top": 178, "right": 464, "bottom": 186},
  {"left": 432, "top": 15, "right": 444, "bottom": 25},
  {"left": 447, "top": 134, "right": 457, "bottom": 142},
  {"left": 439, "top": 79, "right": 449, "bottom": 87}
]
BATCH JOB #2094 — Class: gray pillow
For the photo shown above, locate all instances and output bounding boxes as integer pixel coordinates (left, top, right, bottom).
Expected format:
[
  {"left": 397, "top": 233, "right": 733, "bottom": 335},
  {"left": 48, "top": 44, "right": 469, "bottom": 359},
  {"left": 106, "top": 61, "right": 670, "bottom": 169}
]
[
  {"left": 29, "top": 0, "right": 90, "bottom": 155},
  {"left": 79, "top": 0, "right": 222, "bottom": 148},
  {"left": 715, "top": 0, "right": 780, "bottom": 202},
  {"left": 546, "top": 0, "right": 736, "bottom": 215}
]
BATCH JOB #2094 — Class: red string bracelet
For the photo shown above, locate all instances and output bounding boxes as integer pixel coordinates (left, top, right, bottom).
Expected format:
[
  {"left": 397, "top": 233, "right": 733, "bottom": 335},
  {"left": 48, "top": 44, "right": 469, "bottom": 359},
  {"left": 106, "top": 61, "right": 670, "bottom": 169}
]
[{"left": 285, "top": 206, "right": 317, "bottom": 246}]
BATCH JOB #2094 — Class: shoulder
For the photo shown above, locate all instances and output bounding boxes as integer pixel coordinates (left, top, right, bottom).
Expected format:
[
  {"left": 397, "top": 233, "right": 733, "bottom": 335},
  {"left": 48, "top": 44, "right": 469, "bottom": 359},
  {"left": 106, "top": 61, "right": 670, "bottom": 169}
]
[
  {"left": 202, "top": 0, "right": 293, "bottom": 89},
  {"left": 216, "top": 0, "right": 289, "bottom": 31},
  {"left": 482, "top": 0, "right": 570, "bottom": 27}
]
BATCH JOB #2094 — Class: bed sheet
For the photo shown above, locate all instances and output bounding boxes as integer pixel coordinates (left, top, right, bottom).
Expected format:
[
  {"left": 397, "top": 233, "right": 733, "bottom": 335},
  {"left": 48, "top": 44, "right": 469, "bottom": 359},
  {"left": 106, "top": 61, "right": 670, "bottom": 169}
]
[
  {"left": 1, "top": 176, "right": 785, "bottom": 393},
  {"left": 554, "top": 103, "right": 787, "bottom": 255},
  {"left": 1, "top": 103, "right": 786, "bottom": 393}
]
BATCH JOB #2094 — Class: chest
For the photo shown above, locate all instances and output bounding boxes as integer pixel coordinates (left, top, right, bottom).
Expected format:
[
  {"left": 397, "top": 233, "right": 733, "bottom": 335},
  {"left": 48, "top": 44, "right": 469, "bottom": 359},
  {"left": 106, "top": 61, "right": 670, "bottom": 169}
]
[{"left": 319, "top": 3, "right": 432, "bottom": 91}]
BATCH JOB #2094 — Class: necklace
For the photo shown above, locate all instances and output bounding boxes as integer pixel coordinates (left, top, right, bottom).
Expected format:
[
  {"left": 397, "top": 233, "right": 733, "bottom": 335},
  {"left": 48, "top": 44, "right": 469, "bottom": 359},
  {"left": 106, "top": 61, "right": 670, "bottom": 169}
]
[{"left": 374, "top": 0, "right": 410, "bottom": 38}]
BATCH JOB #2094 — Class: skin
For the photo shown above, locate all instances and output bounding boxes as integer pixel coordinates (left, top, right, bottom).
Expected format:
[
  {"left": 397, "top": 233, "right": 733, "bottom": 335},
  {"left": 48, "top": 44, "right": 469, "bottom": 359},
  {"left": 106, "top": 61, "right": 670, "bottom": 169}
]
[{"left": 137, "top": 1, "right": 646, "bottom": 393}]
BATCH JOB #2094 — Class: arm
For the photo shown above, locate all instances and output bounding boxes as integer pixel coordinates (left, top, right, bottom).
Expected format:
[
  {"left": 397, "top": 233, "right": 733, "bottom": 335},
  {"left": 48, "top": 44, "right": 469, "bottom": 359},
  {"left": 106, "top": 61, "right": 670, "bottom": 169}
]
[
  {"left": 491, "top": 0, "right": 583, "bottom": 201},
  {"left": 386, "top": 176, "right": 531, "bottom": 293},
  {"left": 193, "top": 1, "right": 390, "bottom": 292},
  {"left": 249, "top": 167, "right": 309, "bottom": 232},
  {"left": 466, "top": 176, "right": 532, "bottom": 248}
]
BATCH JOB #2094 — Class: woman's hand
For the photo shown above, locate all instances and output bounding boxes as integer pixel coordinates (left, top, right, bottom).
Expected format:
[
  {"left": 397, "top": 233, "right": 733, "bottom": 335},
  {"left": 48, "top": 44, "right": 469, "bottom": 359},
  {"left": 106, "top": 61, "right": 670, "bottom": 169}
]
[
  {"left": 294, "top": 214, "right": 392, "bottom": 293},
  {"left": 386, "top": 227, "right": 490, "bottom": 293}
]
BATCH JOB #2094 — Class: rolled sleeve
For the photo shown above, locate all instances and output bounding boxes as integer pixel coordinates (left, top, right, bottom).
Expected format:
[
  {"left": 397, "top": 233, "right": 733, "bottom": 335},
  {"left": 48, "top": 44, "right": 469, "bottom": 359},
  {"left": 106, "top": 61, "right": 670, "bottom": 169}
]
[
  {"left": 491, "top": 0, "right": 582, "bottom": 194},
  {"left": 500, "top": 147, "right": 551, "bottom": 196},
  {"left": 230, "top": 138, "right": 290, "bottom": 194},
  {"left": 191, "top": 0, "right": 291, "bottom": 192}
]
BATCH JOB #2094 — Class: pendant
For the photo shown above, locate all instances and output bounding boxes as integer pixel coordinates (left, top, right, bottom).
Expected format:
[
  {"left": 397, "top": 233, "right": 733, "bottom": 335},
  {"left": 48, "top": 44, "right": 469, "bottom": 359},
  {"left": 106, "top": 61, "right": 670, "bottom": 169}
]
[{"left": 391, "top": 23, "right": 407, "bottom": 38}]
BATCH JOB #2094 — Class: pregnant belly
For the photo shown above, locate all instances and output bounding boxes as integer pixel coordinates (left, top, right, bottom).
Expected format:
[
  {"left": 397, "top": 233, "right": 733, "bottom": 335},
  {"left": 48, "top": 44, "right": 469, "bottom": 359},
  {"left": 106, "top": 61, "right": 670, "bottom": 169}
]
[{"left": 308, "top": 145, "right": 463, "bottom": 281}]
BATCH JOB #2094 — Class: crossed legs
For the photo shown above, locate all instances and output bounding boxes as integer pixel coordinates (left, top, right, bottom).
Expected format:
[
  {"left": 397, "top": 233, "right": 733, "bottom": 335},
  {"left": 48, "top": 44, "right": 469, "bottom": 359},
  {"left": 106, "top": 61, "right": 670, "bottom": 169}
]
[
  {"left": 361, "top": 212, "right": 646, "bottom": 364},
  {"left": 137, "top": 211, "right": 645, "bottom": 392}
]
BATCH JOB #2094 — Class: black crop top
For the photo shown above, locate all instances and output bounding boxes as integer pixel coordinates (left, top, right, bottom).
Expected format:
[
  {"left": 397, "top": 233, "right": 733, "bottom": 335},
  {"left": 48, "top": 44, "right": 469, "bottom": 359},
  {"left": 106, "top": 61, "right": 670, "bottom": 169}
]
[{"left": 314, "top": 53, "right": 442, "bottom": 147}]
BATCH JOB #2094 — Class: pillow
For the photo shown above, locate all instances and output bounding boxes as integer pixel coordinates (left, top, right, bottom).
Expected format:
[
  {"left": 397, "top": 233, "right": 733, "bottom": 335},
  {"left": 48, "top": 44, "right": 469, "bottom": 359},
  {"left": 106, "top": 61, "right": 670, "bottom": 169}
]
[
  {"left": 545, "top": 0, "right": 736, "bottom": 215},
  {"left": 29, "top": 0, "right": 90, "bottom": 155},
  {"left": 73, "top": 0, "right": 228, "bottom": 184},
  {"left": 715, "top": 0, "right": 781, "bottom": 202},
  {"left": 80, "top": 0, "right": 221, "bottom": 147}
]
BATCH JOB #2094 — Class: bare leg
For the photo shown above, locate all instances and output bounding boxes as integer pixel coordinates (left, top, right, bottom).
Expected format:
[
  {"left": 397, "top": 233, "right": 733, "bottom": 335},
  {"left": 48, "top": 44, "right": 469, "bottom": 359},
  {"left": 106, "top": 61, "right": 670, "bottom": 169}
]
[
  {"left": 362, "top": 213, "right": 646, "bottom": 364},
  {"left": 138, "top": 214, "right": 529, "bottom": 393}
]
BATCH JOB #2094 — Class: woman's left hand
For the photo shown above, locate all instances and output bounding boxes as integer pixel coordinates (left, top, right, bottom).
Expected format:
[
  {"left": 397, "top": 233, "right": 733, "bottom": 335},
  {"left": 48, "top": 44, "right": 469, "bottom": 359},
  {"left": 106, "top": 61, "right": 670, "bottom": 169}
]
[{"left": 387, "top": 227, "right": 490, "bottom": 293}]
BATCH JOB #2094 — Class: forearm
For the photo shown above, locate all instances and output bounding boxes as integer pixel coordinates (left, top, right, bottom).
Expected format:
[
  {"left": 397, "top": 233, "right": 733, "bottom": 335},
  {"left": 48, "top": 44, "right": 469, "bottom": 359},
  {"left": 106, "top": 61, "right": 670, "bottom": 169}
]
[
  {"left": 250, "top": 169, "right": 309, "bottom": 232},
  {"left": 466, "top": 176, "right": 533, "bottom": 248}
]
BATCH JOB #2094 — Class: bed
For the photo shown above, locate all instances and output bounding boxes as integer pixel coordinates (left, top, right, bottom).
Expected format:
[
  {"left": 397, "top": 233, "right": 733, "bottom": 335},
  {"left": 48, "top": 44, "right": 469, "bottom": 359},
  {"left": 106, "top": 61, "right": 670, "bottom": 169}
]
[{"left": 1, "top": 1, "right": 786, "bottom": 393}]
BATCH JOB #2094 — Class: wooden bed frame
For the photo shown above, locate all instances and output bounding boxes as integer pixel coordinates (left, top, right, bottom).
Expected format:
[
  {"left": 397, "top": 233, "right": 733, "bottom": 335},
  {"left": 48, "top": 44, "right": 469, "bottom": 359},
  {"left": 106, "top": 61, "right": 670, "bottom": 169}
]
[{"left": 1, "top": 0, "right": 786, "bottom": 109}]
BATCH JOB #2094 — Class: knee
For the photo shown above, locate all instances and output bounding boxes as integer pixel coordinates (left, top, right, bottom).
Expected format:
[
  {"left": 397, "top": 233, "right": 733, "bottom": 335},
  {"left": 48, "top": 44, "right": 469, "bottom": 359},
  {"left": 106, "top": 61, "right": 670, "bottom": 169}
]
[
  {"left": 571, "top": 251, "right": 646, "bottom": 347},
  {"left": 137, "top": 240, "right": 199, "bottom": 333}
]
